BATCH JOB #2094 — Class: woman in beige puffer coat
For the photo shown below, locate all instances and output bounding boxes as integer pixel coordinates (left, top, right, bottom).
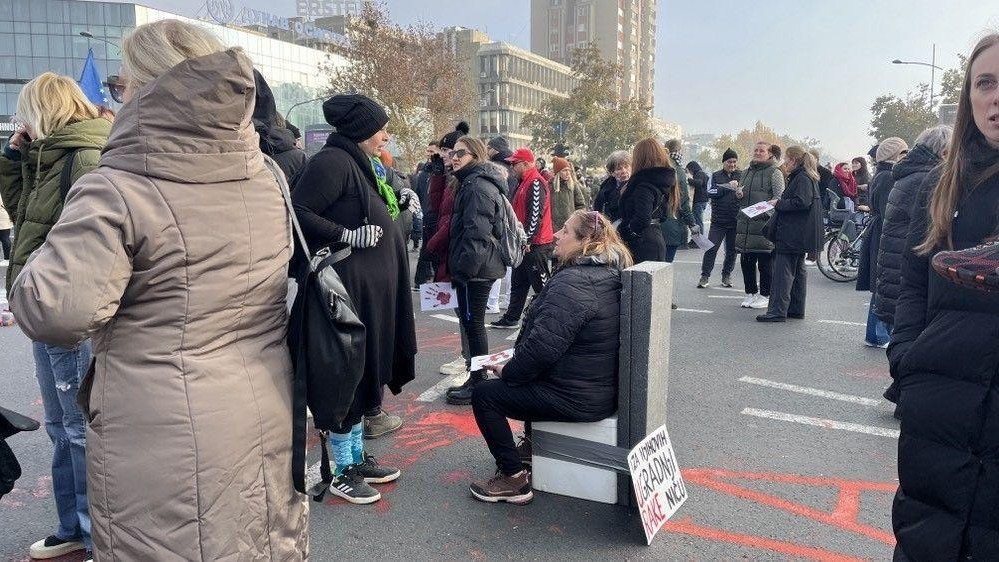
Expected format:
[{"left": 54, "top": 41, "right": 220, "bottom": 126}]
[{"left": 8, "top": 20, "right": 308, "bottom": 560}]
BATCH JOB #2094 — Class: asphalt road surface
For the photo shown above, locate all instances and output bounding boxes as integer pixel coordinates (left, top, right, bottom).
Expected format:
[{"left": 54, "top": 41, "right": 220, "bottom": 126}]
[{"left": 0, "top": 247, "right": 899, "bottom": 561}]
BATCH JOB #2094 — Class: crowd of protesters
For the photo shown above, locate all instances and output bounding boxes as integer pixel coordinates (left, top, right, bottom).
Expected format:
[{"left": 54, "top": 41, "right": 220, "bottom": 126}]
[{"left": 0, "top": 16, "right": 997, "bottom": 560}]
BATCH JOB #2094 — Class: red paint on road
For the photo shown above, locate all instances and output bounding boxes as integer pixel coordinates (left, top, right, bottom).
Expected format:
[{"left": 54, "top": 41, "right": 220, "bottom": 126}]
[
  {"left": 443, "top": 470, "right": 472, "bottom": 483},
  {"left": 664, "top": 518, "right": 867, "bottom": 562}
]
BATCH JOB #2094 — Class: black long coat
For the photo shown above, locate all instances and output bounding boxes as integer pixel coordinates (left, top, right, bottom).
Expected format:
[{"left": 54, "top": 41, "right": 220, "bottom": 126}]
[
  {"left": 856, "top": 162, "right": 894, "bottom": 292},
  {"left": 291, "top": 133, "right": 417, "bottom": 410},
  {"left": 252, "top": 70, "right": 306, "bottom": 182},
  {"left": 618, "top": 166, "right": 675, "bottom": 263},
  {"left": 771, "top": 167, "right": 823, "bottom": 254},
  {"left": 890, "top": 140, "right": 999, "bottom": 561},
  {"left": 875, "top": 144, "right": 941, "bottom": 324}
]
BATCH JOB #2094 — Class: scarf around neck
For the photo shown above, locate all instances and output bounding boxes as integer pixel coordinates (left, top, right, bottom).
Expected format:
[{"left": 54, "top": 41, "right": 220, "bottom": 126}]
[{"left": 371, "top": 156, "right": 400, "bottom": 220}]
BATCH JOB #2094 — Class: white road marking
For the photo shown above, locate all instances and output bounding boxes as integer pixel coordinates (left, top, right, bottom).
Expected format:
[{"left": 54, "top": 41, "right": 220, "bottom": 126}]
[
  {"left": 416, "top": 373, "right": 467, "bottom": 402},
  {"left": 506, "top": 331, "right": 520, "bottom": 341},
  {"left": 305, "top": 460, "right": 322, "bottom": 491},
  {"left": 741, "top": 408, "right": 899, "bottom": 439},
  {"left": 430, "top": 314, "right": 459, "bottom": 323},
  {"left": 817, "top": 319, "right": 866, "bottom": 327},
  {"left": 712, "top": 287, "right": 744, "bottom": 293},
  {"left": 676, "top": 308, "right": 714, "bottom": 314},
  {"left": 739, "top": 376, "right": 881, "bottom": 406},
  {"left": 671, "top": 260, "right": 703, "bottom": 264},
  {"left": 707, "top": 295, "right": 746, "bottom": 299}
]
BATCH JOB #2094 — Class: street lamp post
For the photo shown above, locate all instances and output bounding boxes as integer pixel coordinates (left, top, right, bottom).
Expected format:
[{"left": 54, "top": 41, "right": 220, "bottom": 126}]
[
  {"left": 79, "top": 31, "right": 121, "bottom": 55},
  {"left": 285, "top": 96, "right": 328, "bottom": 127},
  {"left": 892, "top": 43, "right": 944, "bottom": 109}
]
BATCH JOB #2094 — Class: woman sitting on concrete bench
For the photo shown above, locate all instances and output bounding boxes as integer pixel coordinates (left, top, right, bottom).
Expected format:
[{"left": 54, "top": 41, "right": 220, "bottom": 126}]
[{"left": 469, "top": 210, "right": 633, "bottom": 505}]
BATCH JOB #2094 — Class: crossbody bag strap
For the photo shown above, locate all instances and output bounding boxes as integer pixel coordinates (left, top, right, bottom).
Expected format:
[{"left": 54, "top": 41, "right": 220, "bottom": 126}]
[
  {"left": 59, "top": 148, "right": 82, "bottom": 202},
  {"left": 265, "top": 155, "right": 314, "bottom": 270}
]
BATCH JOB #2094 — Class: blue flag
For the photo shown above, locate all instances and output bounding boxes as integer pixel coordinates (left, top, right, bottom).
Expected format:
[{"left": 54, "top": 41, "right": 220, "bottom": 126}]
[{"left": 78, "top": 48, "right": 109, "bottom": 107}]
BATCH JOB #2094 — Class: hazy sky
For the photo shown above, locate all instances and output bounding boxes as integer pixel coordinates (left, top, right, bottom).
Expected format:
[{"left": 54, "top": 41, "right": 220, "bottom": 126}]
[{"left": 135, "top": 0, "right": 999, "bottom": 159}]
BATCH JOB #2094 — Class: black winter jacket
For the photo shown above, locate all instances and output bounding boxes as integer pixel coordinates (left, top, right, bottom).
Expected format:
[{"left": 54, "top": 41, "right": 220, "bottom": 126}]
[
  {"left": 874, "top": 144, "right": 941, "bottom": 324},
  {"left": 889, "top": 138, "right": 999, "bottom": 561},
  {"left": 772, "top": 167, "right": 823, "bottom": 254},
  {"left": 252, "top": 70, "right": 305, "bottom": 182},
  {"left": 593, "top": 175, "right": 623, "bottom": 221},
  {"left": 490, "top": 151, "right": 518, "bottom": 200},
  {"left": 618, "top": 167, "right": 675, "bottom": 263},
  {"left": 448, "top": 162, "right": 508, "bottom": 283},
  {"left": 502, "top": 257, "right": 623, "bottom": 420},
  {"left": 707, "top": 168, "right": 742, "bottom": 227},
  {"left": 856, "top": 162, "right": 894, "bottom": 292},
  {"left": 818, "top": 164, "right": 834, "bottom": 209},
  {"left": 687, "top": 162, "right": 709, "bottom": 204}
]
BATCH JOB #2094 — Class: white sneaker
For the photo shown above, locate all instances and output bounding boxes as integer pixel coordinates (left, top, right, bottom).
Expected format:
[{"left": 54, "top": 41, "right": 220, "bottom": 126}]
[
  {"left": 740, "top": 293, "right": 757, "bottom": 308},
  {"left": 439, "top": 357, "right": 466, "bottom": 376},
  {"left": 486, "top": 303, "right": 501, "bottom": 314},
  {"left": 749, "top": 294, "right": 770, "bottom": 309},
  {"left": 30, "top": 536, "right": 86, "bottom": 559}
]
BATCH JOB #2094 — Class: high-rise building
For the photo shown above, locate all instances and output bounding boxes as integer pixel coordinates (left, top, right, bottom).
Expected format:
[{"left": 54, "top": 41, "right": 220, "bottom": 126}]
[{"left": 530, "top": 0, "right": 657, "bottom": 107}]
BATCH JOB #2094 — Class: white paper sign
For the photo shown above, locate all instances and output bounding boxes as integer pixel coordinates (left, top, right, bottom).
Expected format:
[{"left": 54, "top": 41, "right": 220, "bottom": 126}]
[
  {"left": 628, "top": 425, "right": 687, "bottom": 545},
  {"left": 470, "top": 348, "right": 514, "bottom": 372},
  {"left": 420, "top": 282, "right": 458, "bottom": 311},
  {"left": 741, "top": 201, "right": 774, "bottom": 219},
  {"left": 691, "top": 233, "right": 714, "bottom": 251}
]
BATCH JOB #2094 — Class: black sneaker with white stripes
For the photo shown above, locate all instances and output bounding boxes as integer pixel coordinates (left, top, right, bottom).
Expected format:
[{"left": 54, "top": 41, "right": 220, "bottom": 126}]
[
  {"left": 327, "top": 466, "right": 382, "bottom": 504},
  {"left": 354, "top": 453, "right": 401, "bottom": 484}
]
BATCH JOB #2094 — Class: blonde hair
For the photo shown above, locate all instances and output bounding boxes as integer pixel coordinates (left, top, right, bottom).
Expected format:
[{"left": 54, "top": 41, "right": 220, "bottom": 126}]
[
  {"left": 784, "top": 146, "right": 819, "bottom": 182},
  {"left": 15, "top": 73, "right": 98, "bottom": 140},
  {"left": 122, "top": 19, "right": 226, "bottom": 90},
  {"left": 561, "top": 210, "right": 634, "bottom": 269}
]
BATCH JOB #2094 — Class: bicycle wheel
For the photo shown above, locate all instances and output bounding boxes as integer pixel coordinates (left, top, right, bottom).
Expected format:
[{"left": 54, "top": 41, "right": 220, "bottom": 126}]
[
  {"left": 820, "top": 235, "right": 853, "bottom": 282},
  {"left": 828, "top": 236, "right": 860, "bottom": 281}
]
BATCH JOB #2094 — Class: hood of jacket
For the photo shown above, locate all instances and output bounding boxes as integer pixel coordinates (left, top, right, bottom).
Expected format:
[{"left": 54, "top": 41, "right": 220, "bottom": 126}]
[
  {"left": 455, "top": 161, "right": 509, "bottom": 198},
  {"left": 892, "top": 143, "right": 941, "bottom": 183},
  {"left": 686, "top": 161, "right": 703, "bottom": 175},
  {"left": 252, "top": 69, "right": 299, "bottom": 158},
  {"left": 627, "top": 166, "right": 676, "bottom": 195},
  {"left": 26, "top": 118, "right": 111, "bottom": 170},
  {"left": 100, "top": 49, "right": 264, "bottom": 184}
]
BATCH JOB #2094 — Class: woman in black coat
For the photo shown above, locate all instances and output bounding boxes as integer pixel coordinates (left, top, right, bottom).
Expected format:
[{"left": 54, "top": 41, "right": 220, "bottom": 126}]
[
  {"left": 443, "top": 136, "right": 509, "bottom": 405},
  {"left": 593, "top": 150, "right": 631, "bottom": 221},
  {"left": 467, "top": 210, "right": 633, "bottom": 505},
  {"left": 617, "top": 138, "right": 679, "bottom": 263},
  {"left": 889, "top": 34, "right": 999, "bottom": 561},
  {"left": 252, "top": 70, "right": 305, "bottom": 182},
  {"left": 757, "top": 146, "right": 823, "bottom": 322}
]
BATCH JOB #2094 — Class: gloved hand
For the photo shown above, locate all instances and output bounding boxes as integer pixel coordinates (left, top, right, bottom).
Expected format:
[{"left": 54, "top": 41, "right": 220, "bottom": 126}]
[
  {"left": 340, "top": 225, "right": 383, "bottom": 249},
  {"left": 689, "top": 225, "right": 701, "bottom": 235}
]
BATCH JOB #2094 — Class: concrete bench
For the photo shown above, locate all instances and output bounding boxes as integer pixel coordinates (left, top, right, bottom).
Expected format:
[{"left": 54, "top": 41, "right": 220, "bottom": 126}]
[{"left": 532, "top": 261, "right": 673, "bottom": 505}]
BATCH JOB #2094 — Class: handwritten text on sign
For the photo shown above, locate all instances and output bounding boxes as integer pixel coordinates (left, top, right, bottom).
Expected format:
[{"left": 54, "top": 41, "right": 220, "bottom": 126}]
[{"left": 628, "top": 425, "right": 687, "bottom": 545}]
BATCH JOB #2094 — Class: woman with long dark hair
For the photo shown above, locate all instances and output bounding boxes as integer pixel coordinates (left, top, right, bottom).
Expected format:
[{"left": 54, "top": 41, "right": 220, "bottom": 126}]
[
  {"left": 617, "top": 138, "right": 680, "bottom": 263},
  {"left": 889, "top": 34, "right": 999, "bottom": 561}
]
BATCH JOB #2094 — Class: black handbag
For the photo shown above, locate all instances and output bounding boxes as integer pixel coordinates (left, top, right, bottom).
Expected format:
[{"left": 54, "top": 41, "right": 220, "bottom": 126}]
[
  {"left": 0, "top": 406, "right": 40, "bottom": 499},
  {"left": 268, "top": 157, "right": 367, "bottom": 499}
]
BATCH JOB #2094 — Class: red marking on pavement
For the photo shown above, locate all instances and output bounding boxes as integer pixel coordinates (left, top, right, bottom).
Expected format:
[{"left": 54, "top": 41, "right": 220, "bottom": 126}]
[
  {"left": 375, "top": 497, "right": 391, "bottom": 514},
  {"left": 548, "top": 524, "right": 564, "bottom": 535},
  {"left": 468, "top": 549, "right": 485, "bottom": 560},
  {"left": 664, "top": 518, "right": 867, "bottom": 562},
  {"left": 842, "top": 367, "right": 891, "bottom": 380},
  {"left": 1, "top": 476, "right": 52, "bottom": 508},
  {"left": 443, "top": 470, "right": 472, "bottom": 483},
  {"left": 415, "top": 326, "right": 460, "bottom": 352}
]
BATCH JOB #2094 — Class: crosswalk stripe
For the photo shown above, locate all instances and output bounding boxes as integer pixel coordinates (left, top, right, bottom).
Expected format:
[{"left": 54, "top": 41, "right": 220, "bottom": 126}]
[
  {"left": 741, "top": 408, "right": 899, "bottom": 438},
  {"left": 738, "top": 376, "right": 881, "bottom": 406},
  {"left": 817, "top": 319, "right": 866, "bottom": 327},
  {"left": 707, "top": 295, "right": 746, "bottom": 299},
  {"left": 430, "top": 314, "right": 460, "bottom": 323},
  {"left": 675, "top": 308, "right": 713, "bottom": 314}
]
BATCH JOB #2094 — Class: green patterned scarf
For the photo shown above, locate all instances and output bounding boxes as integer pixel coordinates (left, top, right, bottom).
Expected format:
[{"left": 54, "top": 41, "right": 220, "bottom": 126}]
[{"left": 370, "top": 157, "right": 400, "bottom": 220}]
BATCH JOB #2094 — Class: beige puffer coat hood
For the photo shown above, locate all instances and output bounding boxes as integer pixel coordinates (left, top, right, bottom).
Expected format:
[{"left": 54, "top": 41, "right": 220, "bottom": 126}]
[{"left": 9, "top": 49, "right": 308, "bottom": 560}]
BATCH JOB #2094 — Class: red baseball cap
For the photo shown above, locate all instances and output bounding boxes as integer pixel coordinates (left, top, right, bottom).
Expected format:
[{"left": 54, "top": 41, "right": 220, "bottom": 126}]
[{"left": 504, "top": 148, "right": 536, "bottom": 164}]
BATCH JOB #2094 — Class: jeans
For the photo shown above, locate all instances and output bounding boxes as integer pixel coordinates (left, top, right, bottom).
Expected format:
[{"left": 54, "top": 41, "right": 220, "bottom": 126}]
[
  {"left": 741, "top": 252, "right": 773, "bottom": 296},
  {"left": 33, "top": 340, "right": 92, "bottom": 549},
  {"left": 692, "top": 202, "right": 707, "bottom": 234},
  {"left": 767, "top": 253, "right": 807, "bottom": 317},
  {"left": 664, "top": 245, "right": 679, "bottom": 263},
  {"left": 866, "top": 294, "right": 892, "bottom": 346},
  {"left": 471, "top": 380, "right": 585, "bottom": 476},
  {"left": 454, "top": 280, "right": 493, "bottom": 375},
  {"left": 503, "top": 244, "right": 553, "bottom": 323},
  {"left": 701, "top": 224, "right": 737, "bottom": 278}
]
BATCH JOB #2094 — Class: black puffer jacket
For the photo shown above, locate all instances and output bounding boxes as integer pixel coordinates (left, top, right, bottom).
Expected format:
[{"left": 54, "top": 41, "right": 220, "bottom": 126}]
[
  {"left": 875, "top": 144, "right": 942, "bottom": 324},
  {"left": 448, "top": 162, "right": 508, "bottom": 283},
  {"left": 856, "top": 161, "right": 894, "bottom": 292},
  {"left": 687, "top": 162, "right": 709, "bottom": 204},
  {"left": 501, "top": 256, "right": 624, "bottom": 420},
  {"left": 889, "top": 138, "right": 999, "bottom": 561},
  {"left": 707, "top": 168, "right": 742, "bottom": 227},
  {"left": 252, "top": 70, "right": 305, "bottom": 182},
  {"left": 771, "top": 167, "right": 823, "bottom": 254},
  {"left": 593, "top": 175, "right": 623, "bottom": 221},
  {"left": 618, "top": 166, "right": 675, "bottom": 263}
]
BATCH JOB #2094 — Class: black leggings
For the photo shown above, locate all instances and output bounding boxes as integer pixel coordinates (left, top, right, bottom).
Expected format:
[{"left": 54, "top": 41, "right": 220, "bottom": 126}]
[
  {"left": 0, "top": 229, "right": 9, "bottom": 260},
  {"left": 454, "top": 280, "right": 493, "bottom": 375},
  {"left": 741, "top": 252, "right": 773, "bottom": 296},
  {"left": 503, "top": 244, "right": 552, "bottom": 322}
]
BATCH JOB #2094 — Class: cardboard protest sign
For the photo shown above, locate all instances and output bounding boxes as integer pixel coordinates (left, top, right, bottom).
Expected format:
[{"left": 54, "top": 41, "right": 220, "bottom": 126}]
[
  {"left": 420, "top": 282, "right": 458, "bottom": 311},
  {"left": 470, "top": 348, "right": 514, "bottom": 372},
  {"left": 691, "top": 233, "right": 714, "bottom": 251},
  {"left": 628, "top": 425, "right": 687, "bottom": 545},
  {"left": 741, "top": 201, "right": 774, "bottom": 219}
]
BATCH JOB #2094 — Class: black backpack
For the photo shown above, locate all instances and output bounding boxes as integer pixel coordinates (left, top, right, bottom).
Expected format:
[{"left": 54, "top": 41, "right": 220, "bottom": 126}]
[{"left": 268, "top": 157, "right": 367, "bottom": 499}]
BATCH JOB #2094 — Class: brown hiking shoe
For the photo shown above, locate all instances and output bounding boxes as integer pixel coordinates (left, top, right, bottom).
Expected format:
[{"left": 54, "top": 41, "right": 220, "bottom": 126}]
[{"left": 469, "top": 470, "right": 533, "bottom": 505}]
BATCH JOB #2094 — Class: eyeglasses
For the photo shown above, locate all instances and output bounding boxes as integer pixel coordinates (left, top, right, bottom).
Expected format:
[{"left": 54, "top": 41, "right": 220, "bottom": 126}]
[
  {"left": 448, "top": 149, "right": 469, "bottom": 160},
  {"left": 104, "top": 75, "right": 125, "bottom": 103}
]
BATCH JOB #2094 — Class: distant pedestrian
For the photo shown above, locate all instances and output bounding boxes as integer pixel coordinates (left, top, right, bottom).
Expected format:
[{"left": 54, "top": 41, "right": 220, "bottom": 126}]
[
  {"left": 489, "top": 148, "right": 554, "bottom": 330},
  {"left": 857, "top": 136, "right": 908, "bottom": 348},
  {"left": 812, "top": 149, "right": 834, "bottom": 210},
  {"left": 661, "top": 142, "right": 699, "bottom": 262},
  {"left": 8, "top": 20, "right": 308, "bottom": 558},
  {"left": 889, "top": 33, "right": 999, "bottom": 561},
  {"left": 0, "top": 72, "right": 111, "bottom": 560},
  {"left": 487, "top": 135, "right": 517, "bottom": 197},
  {"left": 550, "top": 156, "right": 587, "bottom": 232},
  {"left": 852, "top": 156, "right": 872, "bottom": 194},
  {"left": 756, "top": 146, "right": 823, "bottom": 322},
  {"left": 413, "top": 141, "right": 441, "bottom": 285},
  {"left": 618, "top": 138, "right": 679, "bottom": 263},
  {"left": 0, "top": 198, "right": 9, "bottom": 262},
  {"left": 686, "top": 160, "right": 710, "bottom": 235},
  {"left": 699, "top": 148, "right": 742, "bottom": 288},
  {"left": 252, "top": 69, "right": 305, "bottom": 182},
  {"left": 736, "top": 141, "right": 785, "bottom": 309},
  {"left": 593, "top": 150, "right": 631, "bottom": 221},
  {"left": 831, "top": 162, "right": 858, "bottom": 211}
]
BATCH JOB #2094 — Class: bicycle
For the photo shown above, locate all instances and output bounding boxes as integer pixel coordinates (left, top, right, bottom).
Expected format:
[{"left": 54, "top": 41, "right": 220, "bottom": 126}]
[{"left": 818, "top": 190, "right": 869, "bottom": 283}]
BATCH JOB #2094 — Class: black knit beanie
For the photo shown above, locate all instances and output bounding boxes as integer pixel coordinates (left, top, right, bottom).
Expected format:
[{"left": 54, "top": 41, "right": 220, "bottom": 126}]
[
  {"left": 722, "top": 148, "right": 738, "bottom": 162},
  {"left": 323, "top": 94, "right": 389, "bottom": 142}
]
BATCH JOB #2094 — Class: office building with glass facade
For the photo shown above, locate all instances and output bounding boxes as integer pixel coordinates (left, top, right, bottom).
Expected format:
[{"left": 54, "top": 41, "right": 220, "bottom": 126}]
[{"left": 0, "top": 0, "right": 347, "bottom": 135}]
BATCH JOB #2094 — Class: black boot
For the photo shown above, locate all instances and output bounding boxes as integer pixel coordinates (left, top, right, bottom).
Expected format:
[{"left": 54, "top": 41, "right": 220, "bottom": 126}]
[{"left": 446, "top": 372, "right": 486, "bottom": 405}]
